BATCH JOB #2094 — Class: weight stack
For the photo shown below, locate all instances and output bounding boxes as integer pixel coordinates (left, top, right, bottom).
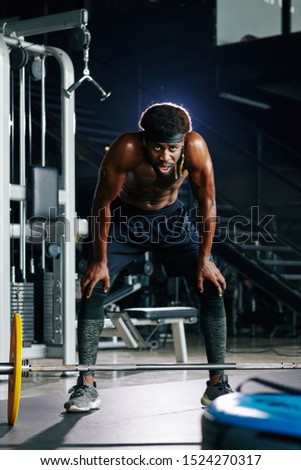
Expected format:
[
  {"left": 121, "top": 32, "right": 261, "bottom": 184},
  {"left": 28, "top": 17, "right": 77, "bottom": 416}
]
[
  {"left": 28, "top": 272, "right": 54, "bottom": 344},
  {"left": 10, "top": 282, "right": 35, "bottom": 343}
]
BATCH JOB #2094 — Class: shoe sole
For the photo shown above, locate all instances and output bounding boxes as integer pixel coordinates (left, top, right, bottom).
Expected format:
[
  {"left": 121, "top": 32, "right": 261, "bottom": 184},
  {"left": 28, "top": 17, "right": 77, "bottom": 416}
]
[
  {"left": 200, "top": 396, "right": 211, "bottom": 407},
  {"left": 201, "top": 390, "right": 234, "bottom": 407},
  {"left": 64, "top": 397, "right": 101, "bottom": 413}
]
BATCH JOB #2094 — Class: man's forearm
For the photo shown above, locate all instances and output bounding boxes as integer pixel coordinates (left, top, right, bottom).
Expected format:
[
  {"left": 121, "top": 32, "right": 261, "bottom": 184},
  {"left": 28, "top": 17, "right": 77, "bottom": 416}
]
[
  {"left": 92, "top": 204, "right": 111, "bottom": 263},
  {"left": 198, "top": 199, "right": 216, "bottom": 261}
]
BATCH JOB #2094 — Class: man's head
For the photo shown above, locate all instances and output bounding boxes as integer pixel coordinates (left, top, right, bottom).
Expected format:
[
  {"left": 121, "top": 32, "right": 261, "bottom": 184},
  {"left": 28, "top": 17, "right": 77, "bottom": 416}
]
[
  {"left": 138, "top": 102, "right": 192, "bottom": 143},
  {"left": 138, "top": 103, "right": 192, "bottom": 178}
]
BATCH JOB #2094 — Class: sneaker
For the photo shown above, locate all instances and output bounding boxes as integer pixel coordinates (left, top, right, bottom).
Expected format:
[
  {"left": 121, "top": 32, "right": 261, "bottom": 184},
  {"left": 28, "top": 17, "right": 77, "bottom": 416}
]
[
  {"left": 64, "top": 376, "right": 101, "bottom": 412},
  {"left": 201, "top": 374, "right": 233, "bottom": 407}
]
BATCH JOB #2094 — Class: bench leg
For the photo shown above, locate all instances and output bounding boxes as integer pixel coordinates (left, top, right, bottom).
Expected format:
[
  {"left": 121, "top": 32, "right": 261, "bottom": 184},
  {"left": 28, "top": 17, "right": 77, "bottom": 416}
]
[
  {"left": 171, "top": 321, "right": 188, "bottom": 363},
  {"left": 105, "top": 312, "right": 145, "bottom": 349}
]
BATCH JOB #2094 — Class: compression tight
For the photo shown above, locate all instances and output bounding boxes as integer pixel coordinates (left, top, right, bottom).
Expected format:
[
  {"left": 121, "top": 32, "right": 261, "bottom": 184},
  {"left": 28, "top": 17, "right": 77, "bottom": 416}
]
[
  {"left": 77, "top": 277, "right": 227, "bottom": 378},
  {"left": 195, "top": 281, "right": 227, "bottom": 378},
  {"left": 77, "top": 277, "right": 117, "bottom": 376}
]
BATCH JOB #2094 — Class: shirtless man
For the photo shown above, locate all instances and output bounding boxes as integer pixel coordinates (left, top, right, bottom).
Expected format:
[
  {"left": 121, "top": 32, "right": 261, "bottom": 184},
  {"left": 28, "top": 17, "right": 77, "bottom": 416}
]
[{"left": 64, "top": 102, "right": 233, "bottom": 412}]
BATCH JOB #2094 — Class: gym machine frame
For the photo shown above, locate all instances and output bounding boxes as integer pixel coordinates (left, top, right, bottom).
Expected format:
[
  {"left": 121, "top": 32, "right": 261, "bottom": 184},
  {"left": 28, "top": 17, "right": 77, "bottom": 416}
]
[{"left": 0, "top": 9, "right": 98, "bottom": 368}]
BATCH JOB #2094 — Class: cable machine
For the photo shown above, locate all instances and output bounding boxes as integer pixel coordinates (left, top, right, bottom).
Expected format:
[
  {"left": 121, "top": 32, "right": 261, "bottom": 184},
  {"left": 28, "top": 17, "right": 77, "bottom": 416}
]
[{"left": 0, "top": 9, "right": 107, "bottom": 369}]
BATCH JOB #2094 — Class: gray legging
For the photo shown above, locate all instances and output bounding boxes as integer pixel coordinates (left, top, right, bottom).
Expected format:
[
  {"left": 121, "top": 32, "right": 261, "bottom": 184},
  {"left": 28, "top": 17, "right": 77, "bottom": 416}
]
[{"left": 77, "top": 277, "right": 227, "bottom": 378}]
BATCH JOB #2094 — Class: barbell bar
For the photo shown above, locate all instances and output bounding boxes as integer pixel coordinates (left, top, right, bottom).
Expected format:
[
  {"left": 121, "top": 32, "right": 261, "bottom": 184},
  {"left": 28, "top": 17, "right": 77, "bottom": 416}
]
[
  {"left": 4, "top": 313, "right": 301, "bottom": 426},
  {"left": 2, "top": 360, "right": 301, "bottom": 375}
]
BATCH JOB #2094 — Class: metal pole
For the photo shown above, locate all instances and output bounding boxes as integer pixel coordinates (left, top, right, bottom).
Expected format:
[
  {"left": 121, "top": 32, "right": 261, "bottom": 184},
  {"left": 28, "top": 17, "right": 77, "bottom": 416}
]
[
  {"left": 41, "top": 56, "right": 46, "bottom": 167},
  {"left": 19, "top": 67, "right": 27, "bottom": 280},
  {"left": 0, "top": 36, "right": 11, "bottom": 372},
  {"left": 2, "top": 9, "right": 88, "bottom": 38},
  {"left": 46, "top": 46, "right": 77, "bottom": 365},
  {"left": 41, "top": 55, "right": 46, "bottom": 271},
  {"left": 26, "top": 362, "right": 301, "bottom": 372},
  {"left": 1, "top": 361, "right": 301, "bottom": 376}
]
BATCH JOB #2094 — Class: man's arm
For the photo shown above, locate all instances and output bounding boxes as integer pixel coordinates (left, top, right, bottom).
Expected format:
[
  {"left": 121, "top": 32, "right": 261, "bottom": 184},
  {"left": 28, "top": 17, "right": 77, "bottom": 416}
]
[
  {"left": 186, "top": 132, "right": 226, "bottom": 296},
  {"left": 81, "top": 133, "right": 137, "bottom": 298}
]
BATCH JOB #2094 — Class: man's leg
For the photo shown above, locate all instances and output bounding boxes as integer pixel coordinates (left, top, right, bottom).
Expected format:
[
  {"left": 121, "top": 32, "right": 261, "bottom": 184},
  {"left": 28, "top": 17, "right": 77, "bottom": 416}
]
[
  {"left": 64, "top": 276, "right": 117, "bottom": 412},
  {"left": 186, "top": 276, "right": 233, "bottom": 405},
  {"left": 190, "top": 279, "right": 227, "bottom": 379},
  {"left": 157, "top": 244, "right": 233, "bottom": 404},
  {"left": 77, "top": 276, "right": 118, "bottom": 384}
]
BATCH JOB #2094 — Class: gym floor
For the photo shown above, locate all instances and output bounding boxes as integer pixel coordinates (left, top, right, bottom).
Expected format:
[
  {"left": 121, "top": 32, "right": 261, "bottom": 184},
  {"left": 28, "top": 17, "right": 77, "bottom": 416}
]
[{"left": 1, "top": 328, "right": 301, "bottom": 450}]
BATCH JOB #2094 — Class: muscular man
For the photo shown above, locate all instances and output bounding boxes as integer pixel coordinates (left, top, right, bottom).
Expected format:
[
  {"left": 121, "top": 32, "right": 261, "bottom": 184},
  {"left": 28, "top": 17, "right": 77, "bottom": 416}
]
[{"left": 64, "top": 102, "right": 233, "bottom": 412}]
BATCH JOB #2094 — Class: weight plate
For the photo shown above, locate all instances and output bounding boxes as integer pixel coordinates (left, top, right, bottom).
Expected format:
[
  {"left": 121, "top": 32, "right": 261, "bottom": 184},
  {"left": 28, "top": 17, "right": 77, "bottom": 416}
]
[{"left": 7, "top": 313, "right": 23, "bottom": 425}]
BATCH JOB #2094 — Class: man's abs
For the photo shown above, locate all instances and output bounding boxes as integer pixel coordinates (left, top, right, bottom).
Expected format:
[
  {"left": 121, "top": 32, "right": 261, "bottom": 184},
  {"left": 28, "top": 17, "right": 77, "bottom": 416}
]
[
  {"left": 119, "top": 185, "right": 178, "bottom": 210},
  {"left": 118, "top": 163, "right": 187, "bottom": 210}
]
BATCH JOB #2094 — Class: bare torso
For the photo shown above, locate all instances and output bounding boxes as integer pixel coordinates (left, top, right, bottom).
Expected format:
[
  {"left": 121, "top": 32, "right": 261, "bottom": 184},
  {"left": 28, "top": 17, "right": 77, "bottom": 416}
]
[
  {"left": 119, "top": 162, "right": 188, "bottom": 210},
  {"left": 96, "top": 131, "right": 210, "bottom": 213}
]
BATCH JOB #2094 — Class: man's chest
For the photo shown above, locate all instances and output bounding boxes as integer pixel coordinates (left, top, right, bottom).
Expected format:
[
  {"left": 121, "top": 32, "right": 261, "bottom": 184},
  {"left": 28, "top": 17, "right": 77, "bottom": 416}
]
[{"left": 126, "top": 162, "right": 187, "bottom": 189}]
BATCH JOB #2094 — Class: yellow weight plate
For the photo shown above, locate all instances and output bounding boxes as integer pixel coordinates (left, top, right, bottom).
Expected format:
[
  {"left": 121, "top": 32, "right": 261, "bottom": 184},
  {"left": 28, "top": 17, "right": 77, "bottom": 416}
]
[{"left": 7, "top": 313, "right": 23, "bottom": 425}]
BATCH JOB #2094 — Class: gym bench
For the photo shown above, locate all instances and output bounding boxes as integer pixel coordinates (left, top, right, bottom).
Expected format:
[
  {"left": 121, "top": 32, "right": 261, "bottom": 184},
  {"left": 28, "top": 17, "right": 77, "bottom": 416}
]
[{"left": 102, "top": 306, "right": 198, "bottom": 363}]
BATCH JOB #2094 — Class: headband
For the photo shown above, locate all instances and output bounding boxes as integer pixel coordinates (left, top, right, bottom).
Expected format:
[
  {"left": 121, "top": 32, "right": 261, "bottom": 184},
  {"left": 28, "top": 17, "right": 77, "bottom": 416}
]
[{"left": 144, "top": 132, "right": 184, "bottom": 143}]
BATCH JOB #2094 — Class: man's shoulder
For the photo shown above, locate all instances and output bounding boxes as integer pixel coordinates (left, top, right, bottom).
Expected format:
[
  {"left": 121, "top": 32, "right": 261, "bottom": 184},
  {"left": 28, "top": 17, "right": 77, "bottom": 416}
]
[
  {"left": 185, "top": 131, "right": 208, "bottom": 154},
  {"left": 184, "top": 131, "right": 211, "bottom": 169},
  {"left": 185, "top": 130, "right": 205, "bottom": 143},
  {"left": 116, "top": 131, "right": 143, "bottom": 144},
  {"left": 109, "top": 132, "right": 143, "bottom": 156},
  {"left": 106, "top": 131, "right": 144, "bottom": 167}
]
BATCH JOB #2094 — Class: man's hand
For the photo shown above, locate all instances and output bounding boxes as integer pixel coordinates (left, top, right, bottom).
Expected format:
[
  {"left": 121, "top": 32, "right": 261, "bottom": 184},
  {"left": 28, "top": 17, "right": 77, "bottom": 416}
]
[
  {"left": 80, "top": 261, "right": 110, "bottom": 298},
  {"left": 197, "top": 258, "right": 226, "bottom": 297}
]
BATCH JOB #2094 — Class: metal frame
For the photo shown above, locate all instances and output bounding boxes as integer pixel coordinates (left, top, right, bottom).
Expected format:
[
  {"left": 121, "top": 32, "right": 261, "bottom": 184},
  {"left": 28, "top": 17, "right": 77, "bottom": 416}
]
[
  {"left": 0, "top": 9, "right": 88, "bottom": 368},
  {"left": 0, "top": 36, "right": 11, "bottom": 369},
  {"left": 46, "top": 45, "right": 76, "bottom": 364},
  {"left": 103, "top": 312, "right": 146, "bottom": 349},
  {"left": 1, "top": 9, "right": 88, "bottom": 37}
]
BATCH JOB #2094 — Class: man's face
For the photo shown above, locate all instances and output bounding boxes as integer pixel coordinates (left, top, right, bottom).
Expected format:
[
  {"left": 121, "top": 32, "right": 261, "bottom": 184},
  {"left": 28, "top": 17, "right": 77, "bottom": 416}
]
[{"left": 145, "top": 140, "right": 184, "bottom": 176}]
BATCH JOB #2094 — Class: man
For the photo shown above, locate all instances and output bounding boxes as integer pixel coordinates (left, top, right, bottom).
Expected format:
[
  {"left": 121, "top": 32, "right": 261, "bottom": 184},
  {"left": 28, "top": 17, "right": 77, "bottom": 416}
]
[{"left": 64, "top": 102, "right": 233, "bottom": 412}]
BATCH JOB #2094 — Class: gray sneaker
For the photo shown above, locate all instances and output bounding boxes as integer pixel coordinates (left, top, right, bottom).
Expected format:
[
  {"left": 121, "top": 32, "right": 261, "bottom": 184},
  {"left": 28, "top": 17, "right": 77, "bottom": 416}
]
[
  {"left": 64, "top": 376, "right": 101, "bottom": 412},
  {"left": 201, "top": 374, "right": 233, "bottom": 407}
]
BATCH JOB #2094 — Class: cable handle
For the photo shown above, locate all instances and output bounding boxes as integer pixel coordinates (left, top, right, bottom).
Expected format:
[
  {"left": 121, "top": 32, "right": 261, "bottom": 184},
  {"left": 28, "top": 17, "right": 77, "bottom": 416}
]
[{"left": 83, "top": 46, "right": 90, "bottom": 76}]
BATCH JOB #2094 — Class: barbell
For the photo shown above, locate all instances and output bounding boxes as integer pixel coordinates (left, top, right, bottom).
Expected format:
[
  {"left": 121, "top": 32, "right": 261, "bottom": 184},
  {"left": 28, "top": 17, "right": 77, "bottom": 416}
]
[{"left": 3, "top": 313, "right": 301, "bottom": 426}]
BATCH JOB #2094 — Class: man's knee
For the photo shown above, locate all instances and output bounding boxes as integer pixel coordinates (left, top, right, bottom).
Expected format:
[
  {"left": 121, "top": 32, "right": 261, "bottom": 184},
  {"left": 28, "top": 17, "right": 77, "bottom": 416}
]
[
  {"left": 79, "top": 280, "right": 108, "bottom": 321},
  {"left": 198, "top": 281, "right": 226, "bottom": 318}
]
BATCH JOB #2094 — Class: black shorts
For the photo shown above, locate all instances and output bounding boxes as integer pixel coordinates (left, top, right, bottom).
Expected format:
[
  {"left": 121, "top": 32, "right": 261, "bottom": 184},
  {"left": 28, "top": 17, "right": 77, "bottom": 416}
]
[{"left": 107, "top": 198, "right": 203, "bottom": 278}]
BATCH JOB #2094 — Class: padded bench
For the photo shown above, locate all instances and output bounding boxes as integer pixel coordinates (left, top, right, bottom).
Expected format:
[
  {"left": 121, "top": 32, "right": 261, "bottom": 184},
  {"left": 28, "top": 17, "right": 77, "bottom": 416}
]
[{"left": 123, "top": 306, "right": 198, "bottom": 363}]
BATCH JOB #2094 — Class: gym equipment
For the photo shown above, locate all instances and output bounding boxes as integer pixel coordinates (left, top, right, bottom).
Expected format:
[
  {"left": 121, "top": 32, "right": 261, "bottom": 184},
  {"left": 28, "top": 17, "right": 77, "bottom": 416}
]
[
  {"left": 26, "top": 165, "right": 59, "bottom": 220},
  {"left": 68, "top": 26, "right": 91, "bottom": 51},
  {"left": 201, "top": 378, "right": 301, "bottom": 449},
  {"left": 7, "top": 314, "right": 22, "bottom": 425},
  {"left": 9, "top": 46, "right": 29, "bottom": 70},
  {"left": 2, "top": 313, "right": 301, "bottom": 426},
  {"left": 29, "top": 56, "right": 46, "bottom": 81},
  {"left": 1, "top": 10, "right": 80, "bottom": 367},
  {"left": 63, "top": 25, "right": 111, "bottom": 101}
]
